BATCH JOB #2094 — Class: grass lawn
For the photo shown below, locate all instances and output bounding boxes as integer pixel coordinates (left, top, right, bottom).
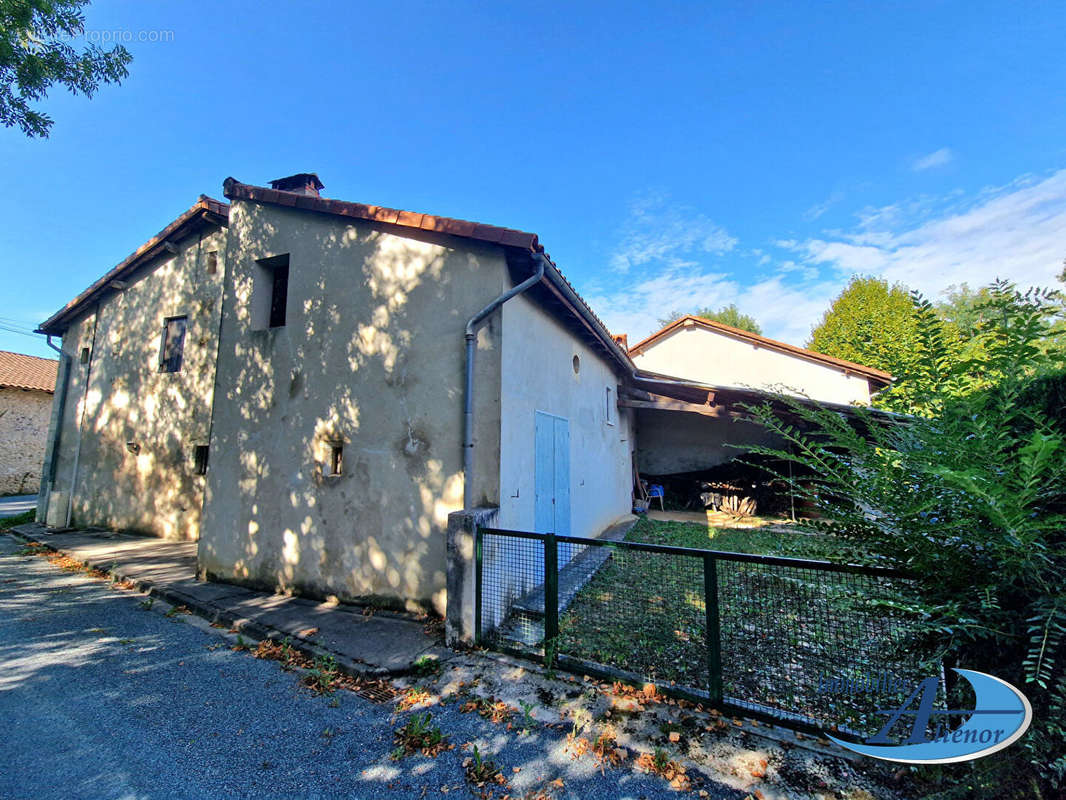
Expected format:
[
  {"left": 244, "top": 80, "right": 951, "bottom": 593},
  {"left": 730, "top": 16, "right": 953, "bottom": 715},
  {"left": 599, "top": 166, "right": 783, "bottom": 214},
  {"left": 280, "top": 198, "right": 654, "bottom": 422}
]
[
  {"left": 557, "top": 514, "right": 918, "bottom": 733},
  {"left": 624, "top": 515, "right": 855, "bottom": 561}
]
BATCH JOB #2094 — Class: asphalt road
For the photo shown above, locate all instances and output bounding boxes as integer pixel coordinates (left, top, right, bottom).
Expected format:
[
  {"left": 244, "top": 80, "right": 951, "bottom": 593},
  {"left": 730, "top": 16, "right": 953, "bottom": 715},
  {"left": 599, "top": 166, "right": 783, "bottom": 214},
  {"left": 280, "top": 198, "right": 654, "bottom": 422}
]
[
  {"left": 0, "top": 534, "right": 741, "bottom": 800},
  {"left": 0, "top": 495, "right": 35, "bottom": 518}
]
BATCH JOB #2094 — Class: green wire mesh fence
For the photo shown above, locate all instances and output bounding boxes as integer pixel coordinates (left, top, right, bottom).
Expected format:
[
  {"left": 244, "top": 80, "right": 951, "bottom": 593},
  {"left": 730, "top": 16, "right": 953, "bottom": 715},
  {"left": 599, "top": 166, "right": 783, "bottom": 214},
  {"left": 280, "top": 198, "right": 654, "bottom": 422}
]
[{"left": 476, "top": 527, "right": 922, "bottom": 737}]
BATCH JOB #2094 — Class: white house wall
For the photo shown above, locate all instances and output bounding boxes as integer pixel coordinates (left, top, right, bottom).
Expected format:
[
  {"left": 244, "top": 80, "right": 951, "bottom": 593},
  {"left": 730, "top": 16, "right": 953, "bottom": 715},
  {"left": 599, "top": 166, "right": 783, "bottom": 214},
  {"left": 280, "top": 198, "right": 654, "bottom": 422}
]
[
  {"left": 632, "top": 325, "right": 872, "bottom": 405},
  {"left": 497, "top": 292, "right": 634, "bottom": 539}
]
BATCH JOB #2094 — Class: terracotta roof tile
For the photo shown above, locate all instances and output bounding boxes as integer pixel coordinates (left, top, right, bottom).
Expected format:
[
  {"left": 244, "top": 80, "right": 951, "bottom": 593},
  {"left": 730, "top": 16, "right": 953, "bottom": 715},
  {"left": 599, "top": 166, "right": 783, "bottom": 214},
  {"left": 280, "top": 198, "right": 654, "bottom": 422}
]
[
  {"left": 0, "top": 350, "right": 58, "bottom": 392},
  {"left": 223, "top": 178, "right": 543, "bottom": 254}
]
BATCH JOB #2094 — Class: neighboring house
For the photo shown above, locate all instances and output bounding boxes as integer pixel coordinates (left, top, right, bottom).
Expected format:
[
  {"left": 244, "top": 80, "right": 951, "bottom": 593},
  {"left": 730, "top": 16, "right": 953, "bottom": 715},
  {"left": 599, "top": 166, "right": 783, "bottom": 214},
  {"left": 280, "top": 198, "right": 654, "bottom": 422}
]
[
  {"left": 36, "top": 175, "right": 634, "bottom": 615},
  {"left": 628, "top": 315, "right": 892, "bottom": 406},
  {"left": 0, "top": 351, "right": 58, "bottom": 495}
]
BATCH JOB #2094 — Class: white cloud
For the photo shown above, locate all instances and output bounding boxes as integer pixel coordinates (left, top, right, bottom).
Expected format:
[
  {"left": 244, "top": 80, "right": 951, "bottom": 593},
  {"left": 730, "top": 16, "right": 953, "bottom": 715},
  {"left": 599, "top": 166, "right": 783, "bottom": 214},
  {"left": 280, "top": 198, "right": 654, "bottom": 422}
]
[
  {"left": 782, "top": 169, "right": 1066, "bottom": 298},
  {"left": 912, "top": 147, "right": 954, "bottom": 171},
  {"left": 609, "top": 191, "right": 736, "bottom": 274},
  {"left": 586, "top": 169, "right": 1066, "bottom": 350},
  {"left": 586, "top": 263, "right": 838, "bottom": 346},
  {"left": 804, "top": 189, "right": 845, "bottom": 220}
]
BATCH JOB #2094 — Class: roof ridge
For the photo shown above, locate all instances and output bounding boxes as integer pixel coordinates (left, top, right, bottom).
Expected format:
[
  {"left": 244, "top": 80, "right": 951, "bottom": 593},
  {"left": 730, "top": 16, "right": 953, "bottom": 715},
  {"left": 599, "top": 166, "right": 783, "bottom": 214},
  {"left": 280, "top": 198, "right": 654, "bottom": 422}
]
[{"left": 223, "top": 178, "right": 542, "bottom": 253}]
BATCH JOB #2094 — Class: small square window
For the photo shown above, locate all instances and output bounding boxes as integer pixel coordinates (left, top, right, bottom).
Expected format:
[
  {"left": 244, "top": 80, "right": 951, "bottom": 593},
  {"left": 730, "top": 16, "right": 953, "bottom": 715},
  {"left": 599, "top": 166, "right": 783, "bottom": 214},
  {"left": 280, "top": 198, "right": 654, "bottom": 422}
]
[
  {"left": 206, "top": 251, "right": 219, "bottom": 275},
  {"left": 193, "top": 445, "right": 209, "bottom": 475},
  {"left": 253, "top": 254, "right": 290, "bottom": 330},
  {"left": 79, "top": 347, "right": 90, "bottom": 364},
  {"left": 327, "top": 443, "right": 343, "bottom": 477},
  {"left": 159, "top": 316, "right": 187, "bottom": 373}
]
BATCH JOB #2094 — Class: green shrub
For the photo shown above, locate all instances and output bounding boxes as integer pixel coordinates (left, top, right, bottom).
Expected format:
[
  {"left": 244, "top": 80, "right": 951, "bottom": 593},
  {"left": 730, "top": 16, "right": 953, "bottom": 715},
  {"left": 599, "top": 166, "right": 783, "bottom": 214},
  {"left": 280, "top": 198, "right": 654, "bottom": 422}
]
[{"left": 744, "top": 281, "right": 1066, "bottom": 797}]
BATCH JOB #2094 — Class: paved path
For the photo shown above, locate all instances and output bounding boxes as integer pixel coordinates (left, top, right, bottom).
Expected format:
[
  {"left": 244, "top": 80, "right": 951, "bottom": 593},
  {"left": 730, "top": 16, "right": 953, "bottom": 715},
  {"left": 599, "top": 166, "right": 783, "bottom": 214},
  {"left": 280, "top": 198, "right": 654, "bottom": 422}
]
[
  {"left": 11, "top": 523, "right": 443, "bottom": 677},
  {"left": 0, "top": 494, "right": 35, "bottom": 518},
  {"left": 0, "top": 533, "right": 742, "bottom": 800}
]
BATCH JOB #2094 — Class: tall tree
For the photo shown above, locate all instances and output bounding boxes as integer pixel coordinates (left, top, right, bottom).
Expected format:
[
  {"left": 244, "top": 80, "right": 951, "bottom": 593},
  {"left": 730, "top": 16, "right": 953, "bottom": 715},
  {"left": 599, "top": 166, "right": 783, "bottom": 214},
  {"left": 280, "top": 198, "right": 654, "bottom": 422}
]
[
  {"left": 935, "top": 282, "right": 993, "bottom": 340},
  {"left": 657, "top": 303, "right": 763, "bottom": 335},
  {"left": 1, "top": 0, "right": 132, "bottom": 137},
  {"left": 807, "top": 276, "right": 944, "bottom": 411}
]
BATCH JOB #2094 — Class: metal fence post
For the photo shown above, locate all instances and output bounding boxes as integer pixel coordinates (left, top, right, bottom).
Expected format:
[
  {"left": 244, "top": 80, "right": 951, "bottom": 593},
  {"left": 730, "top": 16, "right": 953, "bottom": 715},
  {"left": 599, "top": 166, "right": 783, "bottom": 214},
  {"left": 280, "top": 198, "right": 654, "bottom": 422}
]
[
  {"left": 704, "top": 554, "right": 723, "bottom": 705},
  {"left": 544, "top": 532, "right": 559, "bottom": 666},
  {"left": 474, "top": 527, "right": 483, "bottom": 646}
]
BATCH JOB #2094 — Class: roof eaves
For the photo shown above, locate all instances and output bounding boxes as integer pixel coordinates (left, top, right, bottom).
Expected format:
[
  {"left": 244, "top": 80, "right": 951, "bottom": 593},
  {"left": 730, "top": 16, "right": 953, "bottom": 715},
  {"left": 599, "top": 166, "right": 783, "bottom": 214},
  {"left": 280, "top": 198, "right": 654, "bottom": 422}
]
[{"left": 38, "top": 196, "right": 230, "bottom": 335}]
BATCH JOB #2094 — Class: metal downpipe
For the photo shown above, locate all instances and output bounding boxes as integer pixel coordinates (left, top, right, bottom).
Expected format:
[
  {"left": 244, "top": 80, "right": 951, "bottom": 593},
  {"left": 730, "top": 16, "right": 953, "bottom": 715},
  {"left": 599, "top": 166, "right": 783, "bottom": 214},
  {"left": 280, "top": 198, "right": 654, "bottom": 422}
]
[{"left": 462, "top": 253, "right": 546, "bottom": 509}]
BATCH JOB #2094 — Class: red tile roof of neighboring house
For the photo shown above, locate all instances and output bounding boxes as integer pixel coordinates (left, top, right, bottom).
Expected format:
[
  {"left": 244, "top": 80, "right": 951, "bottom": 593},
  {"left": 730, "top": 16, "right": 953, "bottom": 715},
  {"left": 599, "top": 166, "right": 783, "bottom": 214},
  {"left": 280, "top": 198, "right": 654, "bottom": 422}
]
[
  {"left": 628, "top": 314, "right": 893, "bottom": 386},
  {"left": 0, "top": 350, "right": 58, "bottom": 393},
  {"left": 38, "top": 196, "right": 230, "bottom": 335}
]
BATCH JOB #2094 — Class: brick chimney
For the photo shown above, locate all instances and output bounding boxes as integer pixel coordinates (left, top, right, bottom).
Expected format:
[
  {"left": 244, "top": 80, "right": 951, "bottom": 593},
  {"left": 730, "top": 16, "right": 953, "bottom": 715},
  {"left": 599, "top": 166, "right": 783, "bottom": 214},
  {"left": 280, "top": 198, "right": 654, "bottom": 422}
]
[{"left": 269, "top": 173, "right": 324, "bottom": 197}]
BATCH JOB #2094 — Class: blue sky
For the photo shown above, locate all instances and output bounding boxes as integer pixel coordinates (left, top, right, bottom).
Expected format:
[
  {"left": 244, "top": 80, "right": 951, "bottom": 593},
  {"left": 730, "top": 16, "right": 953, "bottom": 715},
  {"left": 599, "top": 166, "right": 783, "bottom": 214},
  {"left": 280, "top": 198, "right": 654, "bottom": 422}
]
[{"left": 3, "top": 1, "right": 1066, "bottom": 359}]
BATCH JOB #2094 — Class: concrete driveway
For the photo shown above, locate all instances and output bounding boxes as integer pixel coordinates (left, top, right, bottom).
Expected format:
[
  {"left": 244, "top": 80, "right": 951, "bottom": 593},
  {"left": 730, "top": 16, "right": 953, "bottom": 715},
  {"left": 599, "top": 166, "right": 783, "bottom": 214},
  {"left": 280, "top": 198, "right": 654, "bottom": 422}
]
[
  {"left": 0, "top": 494, "right": 35, "bottom": 518},
  {"left": 0, "top": 534, "right": 743, "bottom": 800}
]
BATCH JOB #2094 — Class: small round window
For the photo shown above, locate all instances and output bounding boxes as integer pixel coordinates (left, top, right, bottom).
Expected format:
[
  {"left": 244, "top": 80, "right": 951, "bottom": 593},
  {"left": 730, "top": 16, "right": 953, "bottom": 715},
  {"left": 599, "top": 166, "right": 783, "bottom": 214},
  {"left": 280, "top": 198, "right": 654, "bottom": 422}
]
[{"left": 572, "top": 355, "right": 580, "bottom": 374}]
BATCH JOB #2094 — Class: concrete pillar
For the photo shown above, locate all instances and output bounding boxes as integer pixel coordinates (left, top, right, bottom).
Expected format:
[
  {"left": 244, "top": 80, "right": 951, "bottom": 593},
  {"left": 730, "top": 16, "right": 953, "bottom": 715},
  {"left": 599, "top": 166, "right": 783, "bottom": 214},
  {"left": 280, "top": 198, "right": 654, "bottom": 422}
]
[{"left": 445, "top": 506, "right": 497, "bottom": 647}]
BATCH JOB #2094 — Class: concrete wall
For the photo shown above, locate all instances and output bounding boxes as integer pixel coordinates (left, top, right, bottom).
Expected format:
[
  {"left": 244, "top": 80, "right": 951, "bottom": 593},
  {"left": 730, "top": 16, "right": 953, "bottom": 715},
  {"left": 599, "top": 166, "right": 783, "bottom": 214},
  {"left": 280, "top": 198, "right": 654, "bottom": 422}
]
[
  {"left": 497, "top": 292, "right": 634, "bottom": 538},
  {"left": 635, "top": 408, "right": 781, "bottom": 475},
  {"left": 632, "top": 324, "right": 873, "bottom": 405},
  {"left": 0, "top": 387, "right": 53, "bottom": 495},
  {"left": 37, "top": 227, "right": 228, "bottom": 538},
  {"left": 199, "top": 200, "right": 510, "bottom": 615}
]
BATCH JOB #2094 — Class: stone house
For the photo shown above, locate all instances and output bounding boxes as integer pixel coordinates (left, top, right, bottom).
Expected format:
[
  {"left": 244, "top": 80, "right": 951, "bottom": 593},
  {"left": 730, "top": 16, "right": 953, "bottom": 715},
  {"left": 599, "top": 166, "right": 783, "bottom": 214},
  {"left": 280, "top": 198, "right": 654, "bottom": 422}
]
[
  {"left": 0, "top": 350, "right": 58, "bottom": 495},
  {"left": 34, "top": 173, "right": 891, "bottom": 619},
  {"left": 36, "top": 175, "right": 635, "bottom": 615}
]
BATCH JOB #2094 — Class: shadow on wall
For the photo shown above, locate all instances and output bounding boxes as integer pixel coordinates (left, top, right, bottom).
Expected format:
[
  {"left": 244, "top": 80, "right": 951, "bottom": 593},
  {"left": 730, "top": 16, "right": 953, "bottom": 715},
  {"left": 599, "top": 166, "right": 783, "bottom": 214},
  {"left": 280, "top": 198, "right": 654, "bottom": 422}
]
[
  {"left": 199, "top": 209, "right": 500, "bottom": 616},
  {"left": 64, "top": 232, "right": 224, "bottom": 540}
]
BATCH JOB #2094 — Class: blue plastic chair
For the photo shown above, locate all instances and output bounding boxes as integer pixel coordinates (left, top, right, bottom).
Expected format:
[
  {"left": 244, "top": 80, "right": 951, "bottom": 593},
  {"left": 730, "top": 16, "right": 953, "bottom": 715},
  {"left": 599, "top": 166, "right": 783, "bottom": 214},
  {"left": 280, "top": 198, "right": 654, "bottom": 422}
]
[{"left": 648, "top": 484, "right": 665, "bottom": 510}]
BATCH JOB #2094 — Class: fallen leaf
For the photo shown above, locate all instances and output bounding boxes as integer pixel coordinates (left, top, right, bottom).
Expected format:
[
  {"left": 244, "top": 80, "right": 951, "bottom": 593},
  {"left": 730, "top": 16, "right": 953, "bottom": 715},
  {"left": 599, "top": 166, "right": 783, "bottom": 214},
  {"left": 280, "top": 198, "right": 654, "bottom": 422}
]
[{"left": 668, "top": 731, "right": 680, "bottom": 743}]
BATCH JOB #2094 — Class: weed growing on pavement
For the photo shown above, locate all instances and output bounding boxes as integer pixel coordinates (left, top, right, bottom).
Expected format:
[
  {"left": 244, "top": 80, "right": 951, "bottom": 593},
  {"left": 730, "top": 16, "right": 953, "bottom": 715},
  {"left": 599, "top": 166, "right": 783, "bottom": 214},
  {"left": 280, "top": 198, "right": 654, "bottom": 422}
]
[
  {"left": 139, "top": 598, "right": 154, "bottom": 610},
  {"left": 392, "top": 712, "right": 450, "bottom": 758},
  {"left": 464, "top": 744, "right": 504, "bottom": 788},
  {"left": 412, "top": 654, "right": 442, "bottom": 677},
  {"left": 518, "top": 700, "right": 536, "bottom": 735},
  {"left": 304, "top": 654, "right": 339, "bottom": 693}
]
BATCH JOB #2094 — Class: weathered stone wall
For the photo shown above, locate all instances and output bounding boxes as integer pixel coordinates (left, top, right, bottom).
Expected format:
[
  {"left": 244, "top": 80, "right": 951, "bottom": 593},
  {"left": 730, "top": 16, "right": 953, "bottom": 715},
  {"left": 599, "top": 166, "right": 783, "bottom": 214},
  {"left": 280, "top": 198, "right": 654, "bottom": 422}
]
[
  {"left": 37, "top": 226, "right": 228, "bottom": 538},
  {"left": 0, "top": 387, "right": 53, "bottom": 495},
  {"left": 199, "top": 200, "right": 509, "bottom": 615}
]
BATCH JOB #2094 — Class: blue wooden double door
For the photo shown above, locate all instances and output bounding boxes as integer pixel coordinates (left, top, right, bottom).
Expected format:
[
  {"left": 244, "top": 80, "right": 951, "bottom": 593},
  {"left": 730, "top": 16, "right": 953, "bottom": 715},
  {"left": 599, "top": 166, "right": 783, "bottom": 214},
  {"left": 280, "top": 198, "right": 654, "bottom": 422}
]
[{"left": 534, "top": 411, "right": 570, "bottom": 538}]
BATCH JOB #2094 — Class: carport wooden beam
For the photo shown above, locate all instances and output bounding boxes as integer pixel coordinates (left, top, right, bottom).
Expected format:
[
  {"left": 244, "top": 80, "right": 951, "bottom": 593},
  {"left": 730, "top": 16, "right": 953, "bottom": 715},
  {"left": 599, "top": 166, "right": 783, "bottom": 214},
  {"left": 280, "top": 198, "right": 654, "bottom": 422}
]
[{"left": 618, "top": 391, "right": 728, "bottom": 418}]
